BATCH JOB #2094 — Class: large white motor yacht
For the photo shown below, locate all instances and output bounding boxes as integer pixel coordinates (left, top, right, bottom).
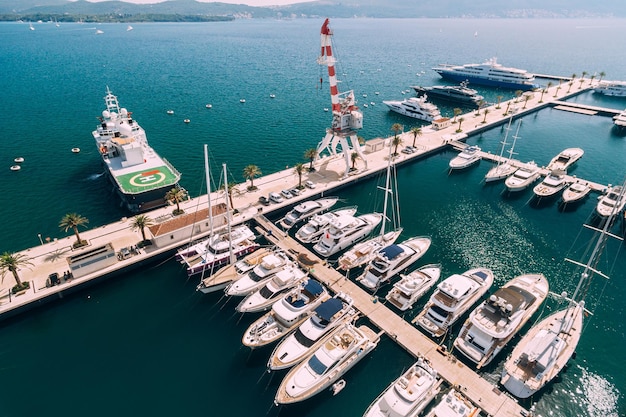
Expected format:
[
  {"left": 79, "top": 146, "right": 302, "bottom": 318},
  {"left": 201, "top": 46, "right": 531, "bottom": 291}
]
[
  {"left": 362, "top": 356, "right": 440, "bottom": 417},
  {"left": 383, "top": 96, "right": 441, "bottom": 122},
  {"left": 453, "top": 273, "right": 549, "bottom": 369},
  {"left": 337, "top": 229, "right": 403, "bottom": 271},
  {"left": 277, "top": 197, "right": 338, "bottom": 230},
  {"left": 546, "top": 147, "right": 584, "bottom": 171},
  {"left": 268, "top": 292, "right": 356, "bottom": 370},
  {"left": 595, "top": 185, "right": 626, "bottom": 218},
  {"left": 242, "top": 279, "right": 329, "bottom": 349},
  {"left": 385, "top": 264, "right": 441, "bottom": 312},
  {"left": 504, "top": 161, "right": 541, "bottom": 192},
  {"left": 414, "top": 268, "right": 494, "bottom": 338},
  {"left": 225, "top": 251, "right": 293, "bottom": 297},
  {"left": 532, "top": 170, "right": 567, "bottom": 199},
  {"left": 449, "top": 145, "right": 481, "bottom": 170},
  {"left": 357, "top": 237, "right": 431, "bottom": 291},
  {"left": 295, "top": 206, "right": 358, "bottom": 244},
  {"left": 424, "top": 388, "right": 480, "bottom": 417},
  {"left": 594, "top": 80, "right": 626, "bottom": 97},
  {"left": 236, "top": 265, "right": 308, "bottom": 313},
  {"left": 411, "top": 81, "right": 484, "bottom": 105},
  {"left": 312, "top": 212, "right": 383, "bottom": 257},
  {"left": 274, "top": 323, "right": 379, "bottom": 405},
  {"left": 432, "top": 57, "right": 539, "bottom": 91},
  {"left": 176, "top": 225, "right": 259, "bottom": 277}
]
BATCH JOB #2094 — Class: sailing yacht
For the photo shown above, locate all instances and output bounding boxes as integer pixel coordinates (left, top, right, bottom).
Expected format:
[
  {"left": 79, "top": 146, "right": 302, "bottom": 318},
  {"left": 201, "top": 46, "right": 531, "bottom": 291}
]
[
  {"left": 362, "top": 356, "right": 440, "bottom": 417},
  {"left": 242, "top": 279, "right": 330, "bottom": 348},
  {"left": 274, "top": 322, "right": 380, "bottom": 405},
  {"left": 501, "top": 194, "right": 621, "bottom": 398},
  {"left": 338, "top": 144, "right": 403, "bottom": 271},
  {"left": 484, "top": 118, "right": 520, "bottom": 182},
  {"left": 453, "top": 273, "right": 549, "bottom": 369},
  {"left": 268, "top": 292, "right": 356, "bottom": 371},
  {"left": 196, "top": 247, "right": 270, "bottom": 294},
  {"left": 357, "top": 237, "right": 432, "bottom": 291}
]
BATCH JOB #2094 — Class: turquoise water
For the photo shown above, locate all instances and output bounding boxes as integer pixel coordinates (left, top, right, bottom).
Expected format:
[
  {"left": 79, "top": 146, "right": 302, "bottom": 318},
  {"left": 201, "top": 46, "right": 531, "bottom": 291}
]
[{"left": 0, "top": 19, "right": 624, "bottom": 417}]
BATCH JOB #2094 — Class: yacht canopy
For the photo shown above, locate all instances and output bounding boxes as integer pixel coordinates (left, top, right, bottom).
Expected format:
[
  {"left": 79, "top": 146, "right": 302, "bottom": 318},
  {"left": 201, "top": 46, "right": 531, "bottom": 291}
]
[
  {"left": 314, "top": 298, "right": 343, "bottom": 321},
  {"left": 380, "top": 244, "right": 404, "bottom": 260},
  {"left": 304, "top": 279, "right": 324, "bottom": 297}
]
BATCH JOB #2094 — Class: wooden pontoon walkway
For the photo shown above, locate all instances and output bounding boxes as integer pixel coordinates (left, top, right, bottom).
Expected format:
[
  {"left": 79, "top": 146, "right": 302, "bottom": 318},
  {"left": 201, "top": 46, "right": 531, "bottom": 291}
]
[{"left": 254, "top": 214, "right": 529, "bottom": 417}]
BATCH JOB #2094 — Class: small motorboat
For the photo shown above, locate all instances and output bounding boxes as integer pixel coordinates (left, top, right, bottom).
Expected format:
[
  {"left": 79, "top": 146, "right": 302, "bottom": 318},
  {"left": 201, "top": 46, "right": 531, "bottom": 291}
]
[
  {"left": 205, "top": 104, "right": 212, "bottom": 109},
  {"left": 10, "top": 165, "right": 21, "bottom": 171},
  {"left": 240, "top": 99, "right": 246, "bottom": 103},
  {"left": 331, "top": 379, "right": 346, "bottom": 396},
  {"left": 14, "top": 157, "right": 24, "bottom": 163},
  {"left": 269, "top": 94, "right": 275, "bottom": 98},
  {"left": 71, "top": 148, "right": 80, "bottom": 153},
  {"left": 449, "top": 145, "right": 481, "bottom": 170},
  {"left": 561, "top": 181, "right": 591, "bottom": 204},
  {"left": 166, "top": 110, "right": 174, "bottom": 114},
  {"left": 183, "top": 119, "right": 190, "bottom": 123}
]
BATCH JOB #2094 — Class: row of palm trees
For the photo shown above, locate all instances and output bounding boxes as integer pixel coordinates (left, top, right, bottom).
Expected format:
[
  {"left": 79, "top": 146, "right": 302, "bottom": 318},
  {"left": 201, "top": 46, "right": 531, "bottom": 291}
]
[{"left": 1, "top": 212, "right": 154, "bottom": 294}]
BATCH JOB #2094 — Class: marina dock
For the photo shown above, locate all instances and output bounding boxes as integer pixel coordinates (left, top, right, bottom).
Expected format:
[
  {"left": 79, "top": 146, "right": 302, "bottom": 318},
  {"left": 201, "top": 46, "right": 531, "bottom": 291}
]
[{"left": 0, "top": 76, "right": 615, "bottom": 416}]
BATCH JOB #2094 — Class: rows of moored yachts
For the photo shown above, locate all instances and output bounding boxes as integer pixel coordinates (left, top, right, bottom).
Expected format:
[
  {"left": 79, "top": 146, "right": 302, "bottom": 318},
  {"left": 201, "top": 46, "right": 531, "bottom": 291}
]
[{"left": 176, "top": 195, "right": 568, "bottom": 416}]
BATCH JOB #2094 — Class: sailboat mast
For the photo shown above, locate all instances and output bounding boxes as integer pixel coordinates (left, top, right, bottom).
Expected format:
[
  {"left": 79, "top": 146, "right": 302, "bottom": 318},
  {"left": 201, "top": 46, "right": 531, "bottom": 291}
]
[
  {"left": 223, "top": 163, "right": 235, "bottom": 264},
  {"left": 507, "top": 120, "right": 521, "bottom": 160},
  {"left": 496, "top": 116, "right": 513, "bottom": 165},
  {"left": 204, "top": 145, "right": 213, "bottom": 231}
]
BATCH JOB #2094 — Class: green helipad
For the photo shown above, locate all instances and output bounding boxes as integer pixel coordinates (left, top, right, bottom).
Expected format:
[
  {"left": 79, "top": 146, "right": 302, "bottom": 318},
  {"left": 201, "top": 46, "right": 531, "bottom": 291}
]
[{"left": 115, "top": 166, "right": 180, "bottom": 194}]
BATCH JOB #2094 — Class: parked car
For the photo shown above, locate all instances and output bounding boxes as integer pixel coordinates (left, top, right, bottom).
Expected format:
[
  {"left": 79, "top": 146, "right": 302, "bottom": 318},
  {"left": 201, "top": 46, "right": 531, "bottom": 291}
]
[
  {"left": 305, "top": 180, "right": 316, "bottom": 189},
  {"left": 269, "top": 192, "right": 284, "bottom": 203},
  {"left": 290, "top": 188, "right": 301, "bottom": 196},
  {"left": 281, "top": 189, "right": 293, "bottom": 199},
  {"left": 258, "top": 196, "right": 270, "bottom": 206}
]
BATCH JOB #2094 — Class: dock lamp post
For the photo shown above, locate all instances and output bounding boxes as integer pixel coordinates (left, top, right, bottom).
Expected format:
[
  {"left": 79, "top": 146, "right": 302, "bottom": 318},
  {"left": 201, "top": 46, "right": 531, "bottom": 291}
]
[{"left": 38, "top": 233, "right": 43, "bottom": 245}]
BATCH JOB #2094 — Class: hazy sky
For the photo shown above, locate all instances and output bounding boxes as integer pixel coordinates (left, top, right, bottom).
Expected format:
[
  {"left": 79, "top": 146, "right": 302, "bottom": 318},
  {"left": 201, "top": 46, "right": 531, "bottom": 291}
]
[{"left": 83, "top": 0, "right": 313, "bottom": 5}]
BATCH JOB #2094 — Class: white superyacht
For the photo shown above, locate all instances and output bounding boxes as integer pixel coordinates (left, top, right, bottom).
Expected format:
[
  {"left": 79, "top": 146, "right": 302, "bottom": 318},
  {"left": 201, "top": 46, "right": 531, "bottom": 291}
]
[{"left": 313, "top": 212, "right": 383, "bottom": 257}]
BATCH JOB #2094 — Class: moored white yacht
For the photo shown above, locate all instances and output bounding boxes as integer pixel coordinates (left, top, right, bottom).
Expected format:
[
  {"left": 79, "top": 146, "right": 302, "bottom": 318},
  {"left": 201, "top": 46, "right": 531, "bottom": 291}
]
[
  {"left": 242, "top": 279, "right": 330, "bottom": 348},
  {"left": 453, "top": 273, "right": 549, "bottom": 369},
  {"left": 268, "top": 292, "right": 356, "bottom": 370},
  {"left": 413, "top": 268, "right": 494, "bottom": 338},
  {"left": 595, "top": 185, "right": 626, "bottom": 218},
  {"left": 594, "top": 80, "right": 626, "bottom": 97},
  {"left": 338, "top": 229, "right": 403, "bottom": 271},
  {"left": 295, "top": 206, "right": 358, "bottom": 244},
  {"left": 449, "top": 146, "right": 481, "bottom": 170},
  {"left": 432, "top": 57, "right": 539, "bottom": 91},
  {"left": 504, "top": 161, "right": 541, "bottom": 192},
  {"left": 196, "top": 247, "right": 269, "bottom": 294},
  {"left": 411, "top": 81, "right": 484, "bottom": 105},
  {"left": 225, "top": 251, "right": 293, "bottom": 297},
  {"left": 532, "top": 169, "right": 567, "bottom": 199},
  {"left": 357, "top": 237, "right": 432, "bottom": 291},
  {"left": 424, "top": 388, "right": 479, "bottom": 417},
  {"left": 484, "top": 117, "right": 520, "bottom": 183},
  {"left": 561, "top": 181, "right": 591, "bottom": 204},
  {"left": 546, "top": 147, "right": 584, "bottom": 171},
  {"left": 383, "top": 96, "right": 442, "bottom": 122},
  {"left": 362, "top": 356, "right": 440, "bottom": 417},
  {"left": 501, "top": 202, "right": 617, "bottom": 398},
  {"left": 385, "top": 264, "right": 441, "bottom": 311},
  {"left": 236, "top": 265, "right": 308, "bottom": 313},
  {"left": 176, "top": 225, "right": 259, "bottom": 277},
  {"left": 278, "top": 197, "right": 338, "bottom": 230},
  {"left": 613, "top": 109, "right": 626, "bottom": 131},
  {"left": 274, "top": 322, "right": 379, "bottom": 405},
  {"left": 312, "top": 212, "right": 383, "bottom": 257}
]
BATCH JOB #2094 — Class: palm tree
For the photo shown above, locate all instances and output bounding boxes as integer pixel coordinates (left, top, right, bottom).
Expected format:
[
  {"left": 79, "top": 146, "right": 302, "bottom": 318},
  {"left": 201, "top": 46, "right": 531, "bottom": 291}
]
[
  {"left": 475, "top": 99, "right": 485, "bottom": 116},
  {"left": 523, "top": 94, "right": 531, "bottom": 109},
  {"left": 481, "top": 108, "right": 490, "bottom": 123},
  {"left": 567, "top": 74, "right": 576, "bottom": 93},
  {"left": 59, "top": 213, "right": 89, "bottom": 246},
  {"left": 130, "top": 214, "right": 154, "bottom": 243},
  {"left": 456, "top": 117, "right": 465, "bottom": 132},
  {"left": 540, "top": 82, "right": 553, "bottom": 103},
  {"left": 410, "top": 126, "right": 422, "bottom": 147},
  {"left": 0, "top": 252, "right": 33, "bottom": 290},
  {"left": 293, "top": 163, "right": 305, "bottom": 188},
  {"left": 554, "top": 84, "right": 561, "bottom": 97},
  {"left": 590, "top": 73, "right": 596, "bottom": 84},
  {"left": 165, "top": 187, "right": 186, "bottom": 215},
  {"left": 453, "top": 108, "right": 462, "bottom": 122},
  {"left": 391, "top": 134, "right": 403, "bottom": 156},
  {"left": 579, "top": 71, "right": 587, "bottom": 89},
  {"left": 350, "top": 152, "right": 360, "bottom": 170},
  {"left": 391, "top": 123, "right": 403, "bottom": 138},
  {"left": 304, "top": 148, "right": 317, "bottom": 172},
  {"left": 514, "top": 90, "right": 523, "bottom": 102},
  {"left": 504, "top": 101, "right": 511, "bottom": 115},
  {"left": 495, "top": 95, "right": 503, "bottom": 109},
  {"left": 598, "top": 71, "right": 606, "bottom": 82},
  {"left": 243, "top": 164, "right": 261, "bottom": 190},
  {"left": 226, "top": 181, "right": 238, "bottom": 209}
]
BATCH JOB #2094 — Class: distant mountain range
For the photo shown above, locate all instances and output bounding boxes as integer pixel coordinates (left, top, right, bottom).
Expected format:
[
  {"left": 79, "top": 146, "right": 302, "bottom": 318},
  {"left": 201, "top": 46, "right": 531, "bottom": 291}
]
[{"left": 1, "top": 0, "right": 624, "bottom": 19}]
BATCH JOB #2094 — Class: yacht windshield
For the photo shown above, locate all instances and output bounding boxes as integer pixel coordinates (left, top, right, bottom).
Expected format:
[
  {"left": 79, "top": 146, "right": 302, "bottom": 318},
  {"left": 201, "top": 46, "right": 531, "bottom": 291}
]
[{"left": 308, "top": 355, "right": 328, "bottom": 375}]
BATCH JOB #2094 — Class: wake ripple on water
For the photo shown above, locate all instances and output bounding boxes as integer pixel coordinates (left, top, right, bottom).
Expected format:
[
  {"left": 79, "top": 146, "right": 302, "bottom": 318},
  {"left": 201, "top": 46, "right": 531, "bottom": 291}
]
[{"left": 84, "top": 172, "right": 105, "bottom": 181}]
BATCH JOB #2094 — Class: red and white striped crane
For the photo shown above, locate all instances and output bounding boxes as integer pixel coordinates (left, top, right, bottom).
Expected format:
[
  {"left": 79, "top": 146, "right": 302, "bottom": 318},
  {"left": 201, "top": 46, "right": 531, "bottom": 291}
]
[{"left": 316, "top": 18, "right": 367, "bottom": 177}]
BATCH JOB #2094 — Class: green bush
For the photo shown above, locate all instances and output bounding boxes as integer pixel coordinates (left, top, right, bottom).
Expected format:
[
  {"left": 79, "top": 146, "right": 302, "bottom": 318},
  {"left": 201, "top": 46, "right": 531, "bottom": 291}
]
[{"left": 11, "top": 281, "right": 30, "bottom": 294}]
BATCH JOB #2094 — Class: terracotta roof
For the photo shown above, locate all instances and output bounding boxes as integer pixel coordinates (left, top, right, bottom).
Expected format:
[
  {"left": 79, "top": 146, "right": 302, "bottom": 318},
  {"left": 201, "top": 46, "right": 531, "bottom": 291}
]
[{"left": 148, "top": 203, "right": 227, "bottom": 236}]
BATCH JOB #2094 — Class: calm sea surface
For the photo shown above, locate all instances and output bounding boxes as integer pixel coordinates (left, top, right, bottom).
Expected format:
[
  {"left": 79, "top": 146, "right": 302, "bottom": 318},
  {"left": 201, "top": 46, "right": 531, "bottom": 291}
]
[{"left": 0, "top": 18, "right": 624, "bottom": 417}]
